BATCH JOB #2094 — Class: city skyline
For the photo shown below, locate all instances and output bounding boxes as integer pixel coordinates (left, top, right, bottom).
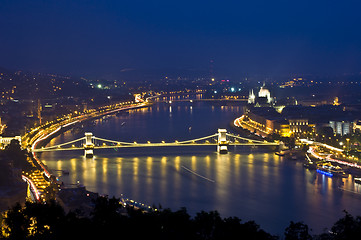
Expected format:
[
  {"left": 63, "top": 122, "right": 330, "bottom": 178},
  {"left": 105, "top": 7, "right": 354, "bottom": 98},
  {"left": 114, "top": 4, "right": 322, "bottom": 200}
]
[
  {"left": 1, "top": 0, "right": 361, "bottom": 80},
  {"left": 4, "top": 1, "right": 361, "bottom": 238}
]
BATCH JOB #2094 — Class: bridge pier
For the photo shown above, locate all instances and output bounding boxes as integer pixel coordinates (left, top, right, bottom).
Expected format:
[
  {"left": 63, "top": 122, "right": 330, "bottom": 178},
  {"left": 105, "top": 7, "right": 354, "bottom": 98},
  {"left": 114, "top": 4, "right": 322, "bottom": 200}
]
[
  {"left": 217, "top": 129, "right": 229, "bottom": 154},
  {"left": 84, "top": 132, "right": 95, "bottom": 158}
]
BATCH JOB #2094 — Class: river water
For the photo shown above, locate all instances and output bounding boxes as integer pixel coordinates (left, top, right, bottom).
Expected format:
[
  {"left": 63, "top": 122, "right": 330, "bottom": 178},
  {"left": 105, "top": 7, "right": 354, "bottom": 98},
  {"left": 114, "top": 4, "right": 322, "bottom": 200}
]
[{"left": 40, "top": 101, "right": 361, "bottom": 235}]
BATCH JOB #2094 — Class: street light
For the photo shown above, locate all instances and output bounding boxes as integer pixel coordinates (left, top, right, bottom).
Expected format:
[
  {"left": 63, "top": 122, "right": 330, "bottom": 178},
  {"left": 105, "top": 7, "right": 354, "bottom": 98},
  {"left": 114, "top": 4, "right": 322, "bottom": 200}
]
[{"left": 346, "top": 138, "right": 350, "bottom": 151}]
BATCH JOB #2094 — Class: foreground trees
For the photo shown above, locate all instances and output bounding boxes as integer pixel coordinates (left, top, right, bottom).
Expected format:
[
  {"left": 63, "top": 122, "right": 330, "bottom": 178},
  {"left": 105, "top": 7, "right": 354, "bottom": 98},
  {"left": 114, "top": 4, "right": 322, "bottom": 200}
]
[
  {"left": 0, "top": 197, "right": 277, "bottom": 240},
  {"left": 1, "top": 197, "right": 360, "bottom": 240}
]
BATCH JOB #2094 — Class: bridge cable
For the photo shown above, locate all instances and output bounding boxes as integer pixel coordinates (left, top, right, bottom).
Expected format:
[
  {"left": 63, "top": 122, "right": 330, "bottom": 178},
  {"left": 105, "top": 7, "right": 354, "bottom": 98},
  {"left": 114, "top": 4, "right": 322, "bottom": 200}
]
[
  {"left": 226, "top": 133, "right": 278, "bottom": 145},
  {"left": 176, "top": 134, "right": 218, "bottom": 144},
  {"left": 92, "top": 136, "right": 134, "bottom": 145},
  {"left": 37, "top": 137, "right": 86, "bottom": 150}
]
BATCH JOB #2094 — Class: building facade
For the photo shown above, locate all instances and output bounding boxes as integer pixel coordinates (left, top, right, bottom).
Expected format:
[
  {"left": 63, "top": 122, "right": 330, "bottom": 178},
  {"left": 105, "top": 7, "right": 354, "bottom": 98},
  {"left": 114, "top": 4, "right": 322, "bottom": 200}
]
[
  {"left": 289, "top": 119, "right": 309, "bottom": 134},
  {"left": 0, "top": 136, "right": 21, "bottom": 149},
  {"left": 329, "top": 121, "right": 353, "bottom": 136},
  {"left": 248, "top": 86, "right": 273, "bottom": 106},
  {"left": 245, "top": 108, "right": 291, "bottom": 137}
]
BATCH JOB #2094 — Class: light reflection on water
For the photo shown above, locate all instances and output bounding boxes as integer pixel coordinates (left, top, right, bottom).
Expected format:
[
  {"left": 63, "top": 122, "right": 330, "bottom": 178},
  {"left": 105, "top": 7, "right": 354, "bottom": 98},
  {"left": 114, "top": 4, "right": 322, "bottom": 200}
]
[
  {"left": 40, "top": 102, "right": 361, "bottom": 234},
  {"left": 42, "top": 149, "right": 361, "bottom": 234}
]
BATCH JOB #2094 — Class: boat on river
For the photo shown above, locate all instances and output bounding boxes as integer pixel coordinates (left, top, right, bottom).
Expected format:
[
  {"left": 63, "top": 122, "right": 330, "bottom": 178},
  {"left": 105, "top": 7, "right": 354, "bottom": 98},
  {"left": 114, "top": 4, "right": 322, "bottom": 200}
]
[
  {"left": 275, "top": 151, "right": 285, "bottom": 156},
  {"left": 316, "top": 162, "right": 347, "bottom": 177}
]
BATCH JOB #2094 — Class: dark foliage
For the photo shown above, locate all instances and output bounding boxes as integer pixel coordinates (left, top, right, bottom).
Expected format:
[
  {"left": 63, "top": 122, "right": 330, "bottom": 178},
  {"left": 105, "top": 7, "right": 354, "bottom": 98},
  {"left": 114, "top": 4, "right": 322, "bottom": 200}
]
[
  {"left": 1, "top": 139, "right": 34, "bottom": 172},
  {"left": 329, "top": 211, "right": 361, "bottom": 240},
  {"left": 0, "top": 196, "right": 277, "bottom": 240},
  {"left": 285, "top": 221, "right": 312, "bottom": 240},
  {"left": 2, "top": 197, "right": 361, "bottom": 240}
]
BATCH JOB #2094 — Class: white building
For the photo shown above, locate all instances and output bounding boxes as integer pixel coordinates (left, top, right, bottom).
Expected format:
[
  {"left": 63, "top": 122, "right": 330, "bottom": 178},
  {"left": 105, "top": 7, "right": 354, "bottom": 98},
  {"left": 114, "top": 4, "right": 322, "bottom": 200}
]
[
  {"left": 329, "top": 121, "right": 353, "bottom": 136},
  {"left": 248, "top": 89, "right": 256, "bottom": 104},
  {"left": 248, "top": 86, "right": 273, "bottom": 106},
  {"left": 0, "top": 136, "right": 21, "bottom": 149},
  {"left": 258, "top": 86, "right": 272, "bottom": 103}
]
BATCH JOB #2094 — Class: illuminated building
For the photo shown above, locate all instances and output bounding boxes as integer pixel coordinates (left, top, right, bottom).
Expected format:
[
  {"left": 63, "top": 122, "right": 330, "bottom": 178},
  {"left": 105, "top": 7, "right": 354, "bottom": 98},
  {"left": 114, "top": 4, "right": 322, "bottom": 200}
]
[
  {"left": 258, "top": 86, "right": 272, "bottom": 103},
  {"left": 248, "top": 89, "right": 256, "bottom": 104},
  {"left": 288, "top": 119, "right": 314, "bottom": 136},
  {"left": 248, "top": 85, "right": 273, "bottom": 107},
  {"left": 0, "top": 136, "right": 21, "bottom": 149},
  {"left": 245, "top": 107, "right": 291, "bottom": 137},
  {"left": 354, "top": 121, "right": 361, "bottom": 132},
  {"left": 333, "top": 97, "right": 341, "bottom": 106},
  {"left": 329, "top": 120, "right": 353, "bottom": 136},
  {"left": 0, "top": 117, "right": 4, "bottom": 135},
  {"left": 241, "top": 100, "right": 358, "bottom": 139}
]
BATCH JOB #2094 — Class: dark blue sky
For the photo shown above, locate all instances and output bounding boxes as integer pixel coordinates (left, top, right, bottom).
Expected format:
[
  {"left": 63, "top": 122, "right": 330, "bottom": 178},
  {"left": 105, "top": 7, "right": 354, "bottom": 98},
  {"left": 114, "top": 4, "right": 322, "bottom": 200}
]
[{"left": 1, "top": 0, "right": 361, "bottom": 80}]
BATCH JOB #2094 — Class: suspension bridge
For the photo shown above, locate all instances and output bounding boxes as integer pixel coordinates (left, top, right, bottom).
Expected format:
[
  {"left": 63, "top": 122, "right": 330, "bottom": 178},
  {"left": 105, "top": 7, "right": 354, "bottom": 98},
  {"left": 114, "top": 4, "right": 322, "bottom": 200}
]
[{"left": 32, "top": 129, "right": 282, "bottom": 157}]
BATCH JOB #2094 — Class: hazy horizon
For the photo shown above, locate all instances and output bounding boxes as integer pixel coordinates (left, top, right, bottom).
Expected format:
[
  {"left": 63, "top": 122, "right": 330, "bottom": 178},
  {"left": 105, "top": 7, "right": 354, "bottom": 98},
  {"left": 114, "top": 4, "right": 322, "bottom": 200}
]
[{"left": 1, "top": 0, "right": 361, "bottom": 80}]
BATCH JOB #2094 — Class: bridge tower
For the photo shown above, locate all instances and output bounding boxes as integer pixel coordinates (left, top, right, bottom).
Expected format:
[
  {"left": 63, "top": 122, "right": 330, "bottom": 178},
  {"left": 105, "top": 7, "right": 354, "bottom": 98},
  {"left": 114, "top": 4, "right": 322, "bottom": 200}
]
[
  {"left": 84, "top": 132, "right": 95, "bottom": 158},
  {"left": 217, "top": 129, "right": 228, "bottom": 154}
]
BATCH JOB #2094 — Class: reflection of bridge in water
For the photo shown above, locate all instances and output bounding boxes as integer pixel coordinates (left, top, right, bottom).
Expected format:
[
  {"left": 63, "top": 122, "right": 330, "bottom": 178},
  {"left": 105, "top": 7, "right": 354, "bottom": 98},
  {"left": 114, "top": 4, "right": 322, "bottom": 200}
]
[{"left": 33, "top": 129, "right": 281, "bottom": 157}]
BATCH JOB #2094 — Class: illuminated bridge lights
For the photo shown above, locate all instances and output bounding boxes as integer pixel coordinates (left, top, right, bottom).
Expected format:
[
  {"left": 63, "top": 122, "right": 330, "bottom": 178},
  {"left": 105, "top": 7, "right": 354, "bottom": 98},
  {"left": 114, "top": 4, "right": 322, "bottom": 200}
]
[{"left": 33, "top": 131, "right": 279, "bottom": 155}]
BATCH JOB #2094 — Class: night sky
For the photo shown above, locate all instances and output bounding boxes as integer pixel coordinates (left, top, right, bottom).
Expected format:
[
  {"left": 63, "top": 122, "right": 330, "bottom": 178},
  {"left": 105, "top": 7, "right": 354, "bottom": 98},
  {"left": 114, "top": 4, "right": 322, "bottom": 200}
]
[{"left": 1, "top": 0, "right": 361, "bottom": 80}]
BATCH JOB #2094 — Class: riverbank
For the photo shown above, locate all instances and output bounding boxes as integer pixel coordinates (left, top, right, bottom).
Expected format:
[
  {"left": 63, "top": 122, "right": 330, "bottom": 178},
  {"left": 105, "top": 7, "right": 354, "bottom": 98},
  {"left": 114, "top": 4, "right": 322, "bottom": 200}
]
[
  {"left": 28, "top": 102, "right": 152, "bottom": 150},
  {"left": 21, "top": 101, "right": 152, "bottom": 205},
  {"left": 307, "top": 145, "right": 361, "bottom": 177},
  {"left": 36, "top": 101, "right": 361, "bottom": 234},
  {"left": 233, "top": 113, "right": 361, "bottom": 173}
]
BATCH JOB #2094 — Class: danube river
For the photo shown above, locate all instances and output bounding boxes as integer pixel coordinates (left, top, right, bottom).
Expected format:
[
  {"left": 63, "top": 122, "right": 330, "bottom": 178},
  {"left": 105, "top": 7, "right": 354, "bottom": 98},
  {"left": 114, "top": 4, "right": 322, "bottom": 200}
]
[{"left": 40, "top": 101, "right": 361, "bottom": 234}]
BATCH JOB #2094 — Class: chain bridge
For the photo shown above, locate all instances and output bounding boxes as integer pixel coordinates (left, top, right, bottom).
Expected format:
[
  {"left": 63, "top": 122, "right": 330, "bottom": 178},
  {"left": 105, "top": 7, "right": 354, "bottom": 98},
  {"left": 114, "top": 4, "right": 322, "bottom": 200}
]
[{"left": 32, "top": 129, "right": 281, "bottom": 157}]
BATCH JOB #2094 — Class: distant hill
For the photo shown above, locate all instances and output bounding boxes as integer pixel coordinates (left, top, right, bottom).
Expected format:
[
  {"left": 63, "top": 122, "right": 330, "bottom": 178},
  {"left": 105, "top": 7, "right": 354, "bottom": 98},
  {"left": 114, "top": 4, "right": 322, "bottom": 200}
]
[{"left": 0, "top": 67, "right": 96, "bottom": 100}]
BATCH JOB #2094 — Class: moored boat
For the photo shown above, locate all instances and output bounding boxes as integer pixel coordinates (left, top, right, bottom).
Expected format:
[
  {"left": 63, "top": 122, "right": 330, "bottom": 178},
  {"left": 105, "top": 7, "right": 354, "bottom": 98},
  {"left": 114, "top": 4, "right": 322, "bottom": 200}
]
[
  {"left": 275, "top": 151, "right": 285, "bottom": 156},
  {"left": 316, "top": 162, "right": 347, "bottom": 177}
]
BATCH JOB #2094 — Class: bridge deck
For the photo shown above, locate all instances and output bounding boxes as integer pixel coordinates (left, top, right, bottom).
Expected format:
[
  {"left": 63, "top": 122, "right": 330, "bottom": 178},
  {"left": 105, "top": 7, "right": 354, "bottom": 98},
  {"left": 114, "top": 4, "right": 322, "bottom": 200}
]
[
  {"left": 33, "top": 142, "right": 278, "bottom": 152},
  {"left": 32, "top": 131, "right": 280, "bottom": 153}
]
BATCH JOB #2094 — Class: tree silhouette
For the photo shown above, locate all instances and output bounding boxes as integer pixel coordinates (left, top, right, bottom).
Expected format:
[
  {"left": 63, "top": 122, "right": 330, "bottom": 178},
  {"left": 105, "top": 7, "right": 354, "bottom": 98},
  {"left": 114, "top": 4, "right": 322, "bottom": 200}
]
[
  {"left": 2, "top": 202, "right": 30, "bottom": 239},
  {"left": 4, "top": 198, "right": 361, "bottom": 240},
  {"left": 330, "top": 210, "right": 361, "bottom": 240},
  {"left": 284, "top": 221, "right": 312, "bottom": 240},
  {"left": 2, "top": 139, "right": 33, "bottom": 171},
  {"left": 194, "top": 210, "right": 222, "bottom": 239}
]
